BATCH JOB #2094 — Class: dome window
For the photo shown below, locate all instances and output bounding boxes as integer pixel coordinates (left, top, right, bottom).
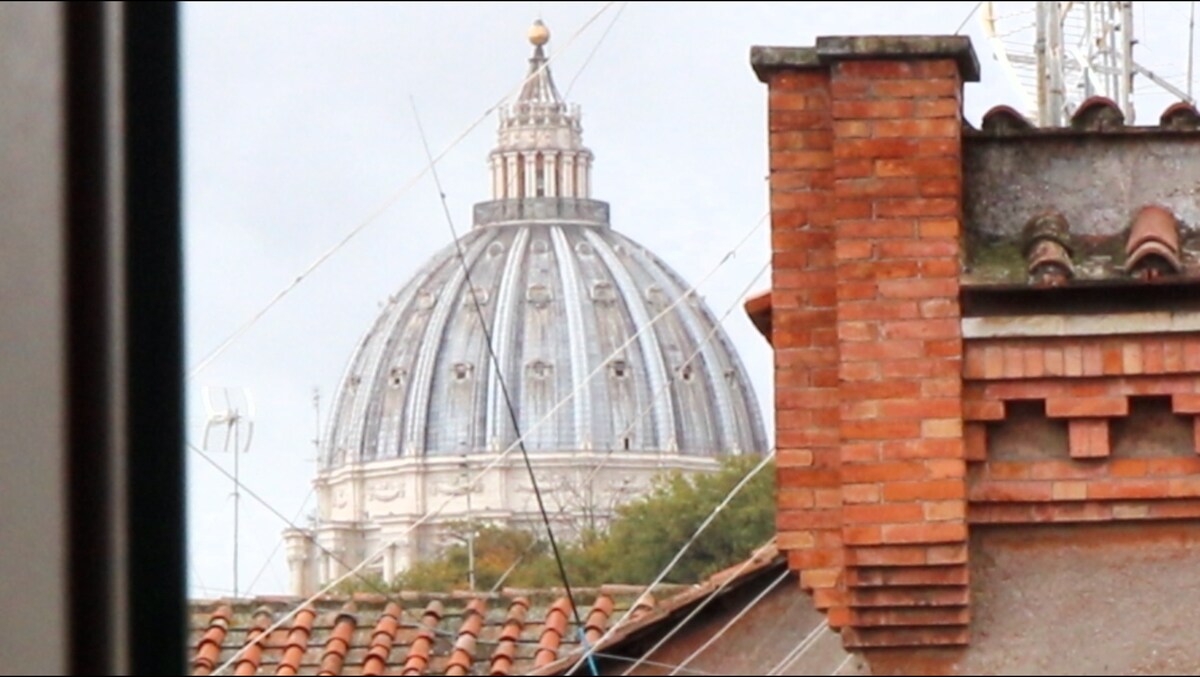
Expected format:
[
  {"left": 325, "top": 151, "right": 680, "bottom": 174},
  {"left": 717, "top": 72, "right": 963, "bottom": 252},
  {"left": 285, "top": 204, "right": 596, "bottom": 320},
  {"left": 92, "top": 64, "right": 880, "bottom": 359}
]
[
  {"left": 452, "top": 362, "right": 475, "bottom": 382},
  {"left": 527, "top": 360, "right": 554, "bottom": 379},
  {"left": 679, "top": 364, "right": 695, "bottom": 382},
  {"left": 417, "top": 291, "right": 436, "bottom": 310},
  {"left": 526, "top": 283, "right": 553, "bottom": 308},
  {"left": 389, "top": 367, "right": 407, "bottom": 388},
  {"left": 645, "top": 285, "right": 668, "bottom": 307},
  {"left": 575, "top": 241, "right": 594, "bottom": 257},
  {"left": 591, "top": 281, "right": 616, "bottom": 304},
  {"left": 486, "top": 241, "right": 506, "bottom": 258},
  {"left": 609, "top": 359, "right": 629, "bottom": 379},
  {"left": 461, "top": 286, "right": 490, "bottom": 307},
  {"left": 531, "top": 238, "right": 550, "bottom": 255}
]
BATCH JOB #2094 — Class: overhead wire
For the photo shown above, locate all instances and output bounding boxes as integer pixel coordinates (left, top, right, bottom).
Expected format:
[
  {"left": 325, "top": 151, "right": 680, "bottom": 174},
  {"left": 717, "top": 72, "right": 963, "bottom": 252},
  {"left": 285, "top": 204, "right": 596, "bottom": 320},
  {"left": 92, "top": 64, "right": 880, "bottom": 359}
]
[
  {"left": 242, "top": 486, "right": 316, "bottom": 594},
  {"left": 479, "top": 247, "right": 769, "bottom": 593},
  {"left": 565, "top": 448, "right": 776, "bottom": 675},
  {"left": 665, "top": 568, "right": 791, "bottom": 675},
  {"left": 589, "top": 652, "right": 717, "bottom": 676},
  {"left": 192, "top": 0, "right": 763, "bottom": 602},
  {"left": 192, "top": 4, "right": 775, "bottom": 670},
  {"left": 190, "top": 444, "right": 399, "bottom": 598},
  {"left": 766, "top": 622, "right": 831, "bottom": 676},
  {"left": 620, "top": 538, "right": 781, "bottom": 675},
  {"left": 487, "top": 250, "right": 768, "bottom": 590},
  {"left": 186, "top": 1, "right": 619, "bottom": 381},
  {"left": 205, "top": 204, "right": 767, "bottom": 674},
  {"left": 831, "top": 653, "right": 857, "bottom": 676},
  {"left": 954, "top": 0, "right": 986, "bottom": 35},
  {"left": 564, "top": 1, "right": 629, "bottom": 97},
  {"left": 409, "top": 97, "right": 591, "bottom": 649}
]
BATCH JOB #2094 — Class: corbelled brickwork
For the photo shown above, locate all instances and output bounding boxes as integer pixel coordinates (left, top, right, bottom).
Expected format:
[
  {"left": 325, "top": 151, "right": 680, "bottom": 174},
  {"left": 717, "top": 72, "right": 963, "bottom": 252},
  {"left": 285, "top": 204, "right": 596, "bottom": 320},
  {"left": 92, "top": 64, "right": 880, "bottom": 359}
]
[
  {"left": 963, "top": 333, "right": 1200, "bottom": 525},
  {"left": 754, "top": 36, "right": 980, "bottom": 650},
  {"left": 753, "top": 33, "right": 1200, "bottom": 667}
]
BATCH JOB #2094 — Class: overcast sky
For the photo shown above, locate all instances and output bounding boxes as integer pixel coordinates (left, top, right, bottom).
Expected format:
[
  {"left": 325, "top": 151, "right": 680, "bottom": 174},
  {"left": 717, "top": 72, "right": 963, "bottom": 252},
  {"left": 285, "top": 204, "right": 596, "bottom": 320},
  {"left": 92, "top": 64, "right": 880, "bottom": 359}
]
[{"left": 182, "top": 1, "right": 1197, "bottom": 598}]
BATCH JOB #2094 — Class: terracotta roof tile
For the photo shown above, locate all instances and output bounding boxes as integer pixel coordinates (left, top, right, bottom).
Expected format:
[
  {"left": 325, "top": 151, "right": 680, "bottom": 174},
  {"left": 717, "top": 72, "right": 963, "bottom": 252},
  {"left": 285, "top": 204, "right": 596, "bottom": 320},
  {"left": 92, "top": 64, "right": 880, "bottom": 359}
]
[
  {"left": 980, "top": 104, "right": 1033, "bottom": 134},
  {"left": 444, "top": 599, "right": 485, "bottom": 676},
  {"left": 530, "top": 540, "right": 784, "bottom": 676},
  {"left": 743, "top": 291, "right": 772, "bottom": 344},
  {"left": 400, "top": 600, "right": 441, "bottom": 676},
  {"left": 1161, "top": 101, "right": 1200, "bottom": 130},
  {"left": 185, "top": 552, "right": 783, "bottom": 677},
  {"left": 534, "top": 597, "right": 572, "bottom": 668},
  {"left": 361, "top": 602, "right": 400, "bottom": 676},
  {"left": 317, "top": 604, "right": 356, "bottom": 676},
  {"left": 1070, "top": 96, "right": 1125, "bottom": 131},
  {"left": 583, "top": 595, "right": 614, "bottom": 645},
  {"left": 964, "top": 100, "right": 1200, "bottom": 288},
  {"left": 1126, "top": 205, "right": 1183, "bottom": 279},
  {"left": 274, "top": 606, "right": 315, "bottom": 676},
  {"left": 192, "top": 604, "right": 231, "bottom": 676},
  {"left": 971, "top": 100, "right": 1200, "bottom": 137},
  {"left": 489, "top": 598, "right": 529, "bottom": 676},
  {"left": 629, "top": 593, "right": 655, "bottom": 620},
  {"left": 234, "top": 608, "right": 274, "bottom": 676}
]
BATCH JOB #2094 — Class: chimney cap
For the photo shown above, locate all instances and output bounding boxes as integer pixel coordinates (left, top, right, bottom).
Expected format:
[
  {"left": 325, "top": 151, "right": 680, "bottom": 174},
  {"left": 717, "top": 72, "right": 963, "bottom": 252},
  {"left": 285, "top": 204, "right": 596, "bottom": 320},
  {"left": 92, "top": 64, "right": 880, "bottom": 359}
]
[{"left": 752, "top": 35, "right": 980, "bottom": 83}]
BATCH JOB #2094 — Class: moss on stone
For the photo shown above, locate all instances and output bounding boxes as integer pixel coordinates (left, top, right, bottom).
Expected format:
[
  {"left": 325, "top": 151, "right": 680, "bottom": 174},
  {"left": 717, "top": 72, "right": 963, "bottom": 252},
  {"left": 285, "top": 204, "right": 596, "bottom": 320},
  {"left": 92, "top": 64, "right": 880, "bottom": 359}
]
[{"left": 965, "top": 240, "right": 1026, "bottom": 283}]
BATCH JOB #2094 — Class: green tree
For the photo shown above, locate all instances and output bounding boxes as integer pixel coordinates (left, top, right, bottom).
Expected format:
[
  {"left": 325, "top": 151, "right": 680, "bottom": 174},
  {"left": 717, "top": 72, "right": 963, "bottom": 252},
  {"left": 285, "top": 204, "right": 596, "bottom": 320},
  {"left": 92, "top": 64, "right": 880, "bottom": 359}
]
[
  {"left": 339, "top": 456, "right": 776, "bottom": 593},
  {"left": 392, "top": 523, "right": 547, "bottom": 591},
  {"left": 593, "top": 455, "right": 776, "bottom": 583}
]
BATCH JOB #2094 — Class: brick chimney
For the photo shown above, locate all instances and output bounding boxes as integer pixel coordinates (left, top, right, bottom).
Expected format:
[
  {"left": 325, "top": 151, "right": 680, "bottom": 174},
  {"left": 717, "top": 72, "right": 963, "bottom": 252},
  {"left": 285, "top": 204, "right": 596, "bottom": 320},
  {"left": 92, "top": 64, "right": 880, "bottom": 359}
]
[
  {"left": 752, "top": 36, "right": 979, "bottom": 650},
  {"left": 752, "top": 32, "right": 1200, "bottom": 674}
]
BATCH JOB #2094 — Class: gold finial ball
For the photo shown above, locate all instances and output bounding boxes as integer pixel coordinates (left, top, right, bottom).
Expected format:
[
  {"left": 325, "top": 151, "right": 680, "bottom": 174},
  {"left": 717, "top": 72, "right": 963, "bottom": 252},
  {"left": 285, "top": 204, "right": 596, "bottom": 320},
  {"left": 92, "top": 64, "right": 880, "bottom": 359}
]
[{"left": 528, "top": 19, "right": 550, "bottom": 46}]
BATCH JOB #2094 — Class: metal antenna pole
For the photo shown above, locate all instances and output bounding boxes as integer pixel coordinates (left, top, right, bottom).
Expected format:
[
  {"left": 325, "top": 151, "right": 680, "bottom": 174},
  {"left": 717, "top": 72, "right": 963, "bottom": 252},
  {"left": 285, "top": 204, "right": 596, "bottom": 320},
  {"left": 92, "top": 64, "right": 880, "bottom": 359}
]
[
  {"left": 202, "top": 385, "right": 255, "bottom": 599},
  {"left": 311, "top": 387, "right": 322, "bottom": 465},
  {"left": 233, "top": 414, "right": 240, "bottom": 598},
  {"left": 1035, "top": 2, "right": 1051, "bottom": 125},
  {"left": 1119, "top": 1, "right": 1135, "bottom": 122},
  {"left": 463, "top": 457, "right": 476, "bottom": 592},
  {"left": 1190, "top": 1, "right": 1196, "bottom": 100}
]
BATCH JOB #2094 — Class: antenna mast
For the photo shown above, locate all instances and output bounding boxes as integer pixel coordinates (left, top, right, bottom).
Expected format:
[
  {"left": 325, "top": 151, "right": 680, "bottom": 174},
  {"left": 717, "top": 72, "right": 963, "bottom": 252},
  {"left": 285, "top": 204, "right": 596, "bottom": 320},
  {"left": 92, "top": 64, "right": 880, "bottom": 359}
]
[
  {"left": 203, "top": 386, "right": 256, "bottom": 598},
  {"left": 983, "top": 2, "right": 1195, "bottom": 126}
]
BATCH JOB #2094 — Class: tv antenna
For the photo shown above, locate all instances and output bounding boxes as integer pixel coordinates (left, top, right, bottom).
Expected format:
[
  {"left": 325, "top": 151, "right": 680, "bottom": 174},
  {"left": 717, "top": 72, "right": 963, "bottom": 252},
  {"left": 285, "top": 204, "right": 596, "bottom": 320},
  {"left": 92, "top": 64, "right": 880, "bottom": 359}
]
[
  {"left": 203, "top": 386, "right": 256, "bottom": 598},
  {"left": 982, "top": 2, "right": 1197, "bottom": 126}
]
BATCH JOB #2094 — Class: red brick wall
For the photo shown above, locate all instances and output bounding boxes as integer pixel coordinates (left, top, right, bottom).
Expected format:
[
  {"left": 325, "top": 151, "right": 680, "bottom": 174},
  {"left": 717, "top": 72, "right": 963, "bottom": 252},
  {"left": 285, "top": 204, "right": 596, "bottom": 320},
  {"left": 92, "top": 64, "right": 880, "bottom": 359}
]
[
  {"left": 964, "top": 335, "right": 1200, "bottom": 525},
  {"left": 761, "top": 48, "right": 971, "bottom": 649},
  {"left": 829, "top": 58, "right": 968, "bottom": 650},
  {"left": 756, "top": 34, "right": 1200, "bottom": 662},
  {"left": 766, "top": 67, "right": 847, "bottom": 622}
]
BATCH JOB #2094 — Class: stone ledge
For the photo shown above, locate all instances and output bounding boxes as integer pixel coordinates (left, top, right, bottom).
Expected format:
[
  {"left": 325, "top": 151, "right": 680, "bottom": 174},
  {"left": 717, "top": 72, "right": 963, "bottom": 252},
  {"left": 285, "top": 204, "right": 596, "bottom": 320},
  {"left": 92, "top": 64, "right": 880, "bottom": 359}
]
[
  {"left": 752, "top": 35, "right": 980, "bottom": 83},
  {"left": 962, "top": 311, "right": 1200, "bottom": 339}
]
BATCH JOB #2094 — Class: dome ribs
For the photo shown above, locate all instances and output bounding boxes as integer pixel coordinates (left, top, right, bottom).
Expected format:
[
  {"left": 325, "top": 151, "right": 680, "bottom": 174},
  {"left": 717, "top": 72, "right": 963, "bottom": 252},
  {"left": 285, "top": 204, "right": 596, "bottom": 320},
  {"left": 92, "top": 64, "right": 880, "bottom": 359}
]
[
  {"left": 583, "top": 228, "right": 677, "bottom": 447},
  {"left": 320, "top": 219, "right": 767, "bottom": 467},
  {"left": 484, "top": 227, "right": 531, "bottom": 450},
  {"left": 403, "top": 233, "right": 495, "bottom": 455},
  {"left": 550, "top": 227, "right": 594, "bottom": 448}
]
